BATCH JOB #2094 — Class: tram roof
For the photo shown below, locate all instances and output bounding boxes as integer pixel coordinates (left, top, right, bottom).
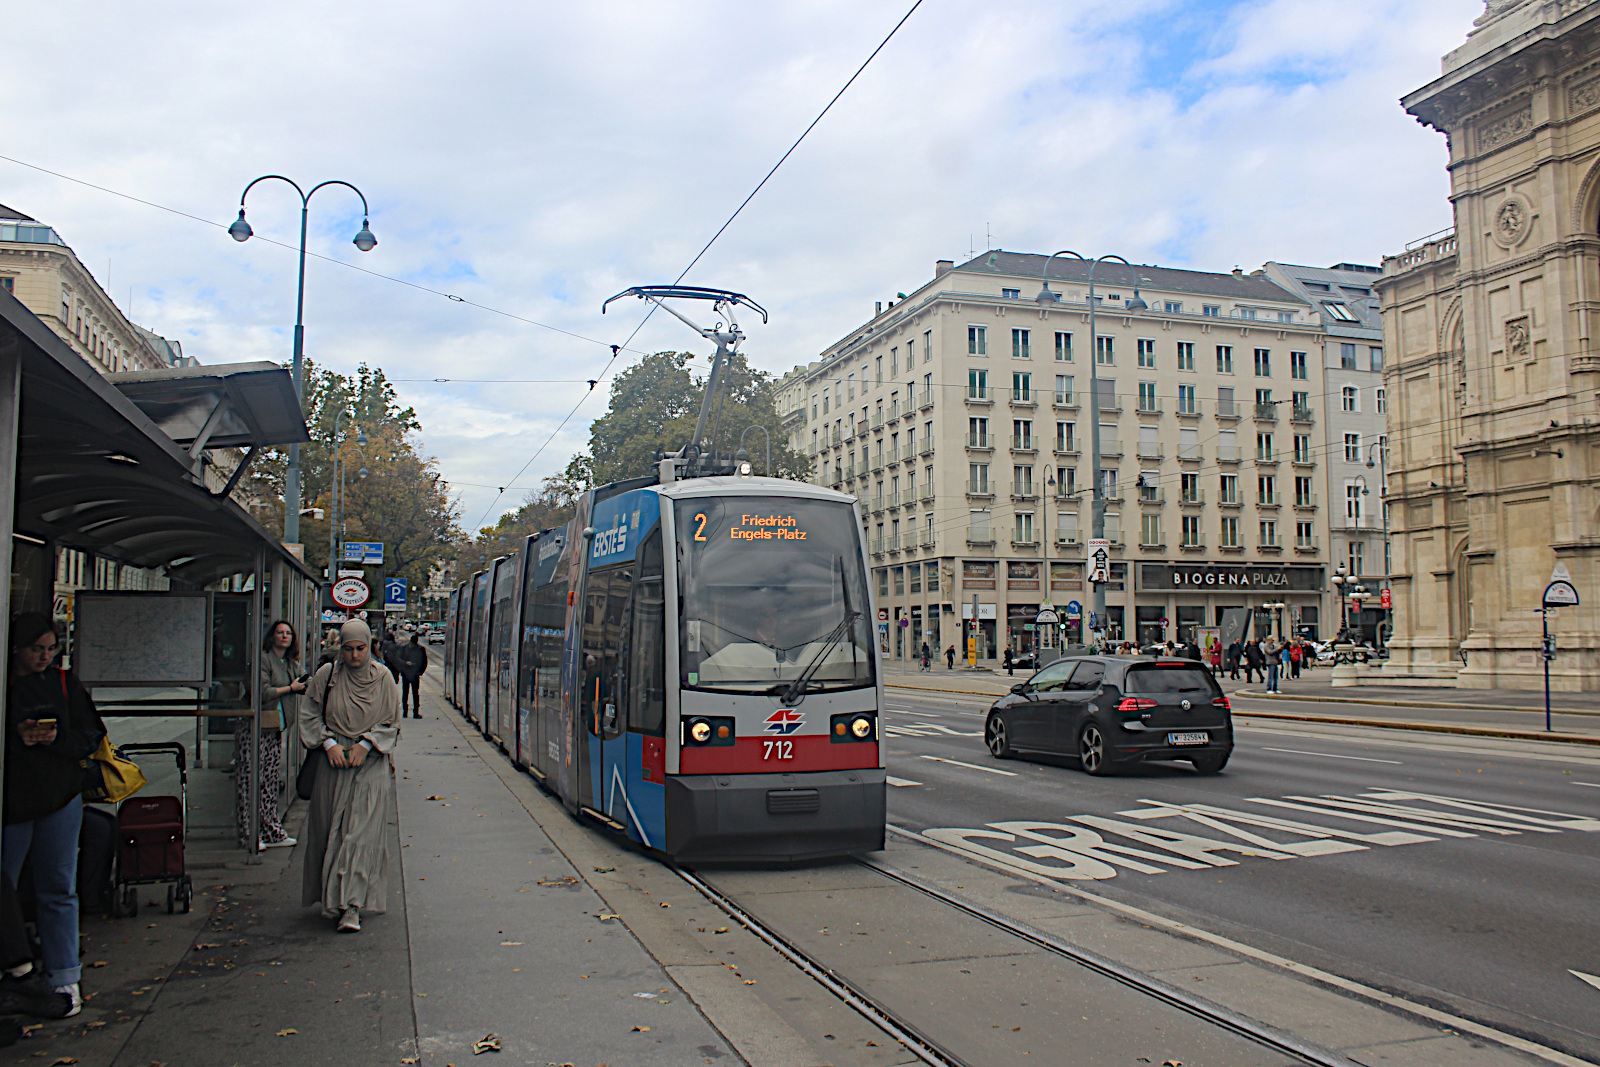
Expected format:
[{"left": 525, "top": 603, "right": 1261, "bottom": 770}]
[{"left": 653, "top": 475, "right": 854, "bottom": 504}]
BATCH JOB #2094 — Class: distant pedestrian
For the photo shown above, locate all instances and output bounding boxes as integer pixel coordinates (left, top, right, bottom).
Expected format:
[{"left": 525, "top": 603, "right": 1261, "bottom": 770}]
[
  {"left": 1244, "top": 639, "right": 1265, "bottom": 684},
  {"left": 1264, "top": 638, "right": 1281, "bottom": 693},
  {"left": 395, "top": 634, "right": 429, "bottom": 718},
  {"left": 1003, "top": 648, "right": 1014, "bottom": 676},
  {"left": 1289, "top": 639, "right": 1303, "bottom": 679},
  {"left": 1226, "top": 640, "right": 1242, "bottom": 680},
  {"left": 919, "top": 642, "right": 931, "bottom": 672},
  {"left": 301, "top": 619, "right": 400, "bottom": 934},
  {"left": 317, "top": 628, "right": 341, "bottom": 669},
  {"left": 945, "top": 644, "right": 956, "bottom": 670},
  {"left": 1209, "top": 641, "right": 1222, "bottom": 671},
  {"left": 246, "top": 620, "right": 302, "bottom": 850}
]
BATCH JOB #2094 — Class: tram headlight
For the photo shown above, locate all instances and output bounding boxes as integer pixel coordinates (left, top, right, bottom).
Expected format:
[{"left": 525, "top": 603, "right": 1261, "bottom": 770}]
[
  {"left": 830, "top": 711, "right": 877, "bottom": 742},
  {"left": 850, "top": 715, "right": 874, "bottom": 740},
  {"left": 688, "top": 719, "right": 713, "bottom": 744}
]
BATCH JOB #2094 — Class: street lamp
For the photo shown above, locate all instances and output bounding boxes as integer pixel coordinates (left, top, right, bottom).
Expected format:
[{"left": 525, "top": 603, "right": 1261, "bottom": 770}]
[
  {"left": 1036, "top": 251, "right": 1148, "bottom": 648},
  {"left": 1366, "top": 441, "right": 1392, "bottom": 626},
  {"left": 231, "top": 175, "right": 377, "bottom": 546},
  {"left": 1331, "top": 562, "right": 1349, "bottom": 639},
  {"left": 1261, "top": 600, "right": 1287, "bottom": 641},
  {"left": 327, "top": 408, "right": 367, "bottom": 581}
]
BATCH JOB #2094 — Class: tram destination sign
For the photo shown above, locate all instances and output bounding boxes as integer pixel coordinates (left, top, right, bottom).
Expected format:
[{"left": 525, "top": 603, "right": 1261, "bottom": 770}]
[{"left": 1140, "top": 564, "right": 1325, "bottom": 592}]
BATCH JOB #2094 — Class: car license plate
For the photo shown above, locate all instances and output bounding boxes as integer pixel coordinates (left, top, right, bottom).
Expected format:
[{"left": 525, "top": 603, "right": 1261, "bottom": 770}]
[{"left": 1167, "top": 731, "right": 1209, "bottom": 746}]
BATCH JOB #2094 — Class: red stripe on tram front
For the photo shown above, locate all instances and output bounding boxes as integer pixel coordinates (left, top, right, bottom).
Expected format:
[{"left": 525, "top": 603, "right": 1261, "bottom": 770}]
[{"left": 679, "top": 735, "right": 879, "bottom": 775}]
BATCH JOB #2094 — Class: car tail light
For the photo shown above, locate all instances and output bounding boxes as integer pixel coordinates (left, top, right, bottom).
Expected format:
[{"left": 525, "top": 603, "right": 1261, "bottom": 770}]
[
  {"left": 1117, "top": 698, "right": 1156, "bottom": 713},
  {"left": 1212, "top": 696, "right": 1231, "bottom": 710}
]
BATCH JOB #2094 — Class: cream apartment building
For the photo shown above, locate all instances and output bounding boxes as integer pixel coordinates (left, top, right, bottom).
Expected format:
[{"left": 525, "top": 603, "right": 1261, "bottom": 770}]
[
  {"left": 1374, "top": 0, "right": 1600, "bottom": 690},
  {"left": 804, "top": 250, "right": 1340, "bottom": 661}
]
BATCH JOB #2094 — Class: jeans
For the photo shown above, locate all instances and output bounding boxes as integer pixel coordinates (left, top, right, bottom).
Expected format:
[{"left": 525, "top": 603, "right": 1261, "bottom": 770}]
[
  {"left": 1266, "top": 664, "right": 1280, "bottom": 691},
  {"left": 2, "top": 797, "right": 83, "bottom": 987},
  {"left": 401, "top": 677, "right": 420, "bottom": 714}
]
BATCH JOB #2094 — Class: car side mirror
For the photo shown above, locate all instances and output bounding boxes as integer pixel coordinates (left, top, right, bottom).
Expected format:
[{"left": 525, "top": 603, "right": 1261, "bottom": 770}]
[{"left": 1010, "top": 682, "right": 1031, "bottom": 695}]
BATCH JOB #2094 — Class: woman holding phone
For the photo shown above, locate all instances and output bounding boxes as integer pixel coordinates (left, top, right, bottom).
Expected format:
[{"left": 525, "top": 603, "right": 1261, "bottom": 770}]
[
  {"left": 239, "top": 620, "right": 303, "bottom": 850},
  {"left": 3, "top": 613, "right": 106, "bottom": 1017}
]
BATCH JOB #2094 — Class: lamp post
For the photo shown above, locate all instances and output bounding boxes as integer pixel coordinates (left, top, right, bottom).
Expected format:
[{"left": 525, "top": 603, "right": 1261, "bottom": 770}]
[
  {"left": 1366, "top": 443, "right": 1392, "bottom": 643},
  {"left": 1037, "top": 252, "right": 1148, "bottom": 648},
  {"left": 230, "top": 176, "right": 377, "bottom": 546},
  {"left": 327, "top": 410, "right": 367, "bottom": 586},
  {"left": 1262, "top": 600, "right": 1287, "bottom": 641},
  {"left": 1331, "top": 562, "right": 1349, "bottom": 639}
]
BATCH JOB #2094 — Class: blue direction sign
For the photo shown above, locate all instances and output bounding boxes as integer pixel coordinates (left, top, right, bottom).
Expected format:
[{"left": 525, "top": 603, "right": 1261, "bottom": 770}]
[
  {"left": 1066, "top": 600, "right": 1083, "bottom": 619},
  {"left": 384, "top": 578, "right": 408, "bottom": 609},
  {"left": 342, "top": 541, "right": 385, "bottom": 564}
]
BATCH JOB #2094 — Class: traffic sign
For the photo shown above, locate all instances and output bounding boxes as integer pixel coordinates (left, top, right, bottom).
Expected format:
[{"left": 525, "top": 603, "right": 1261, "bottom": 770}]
[
  {"left": 1543, "top": 580, "right": 1580, "bottom": 607},
  {"left": 342, "top": 541, "right": 385, "bottom": 564},
  {"left": 1086, "top": 539, "right": 1111, "bottom": 584},
  {"left": 384, "top": 578, "right": 408, "bottom": 610},
  {"left": 331, "top": 577, "right": 370, "bottom": 609},
  {"left": 898, "top": 617, "right": 909, "bottom": 628},
  {"left": 878, "top": 608, "right": 889, "bottom": 621},
  {"left": 1065, "top": 600, "right": 1082, "bottom": 619},
  {"left": 1160, "top": 616, "right": 1169, "bottom": 629},
  {"left": 1380, "top": 587, "right": 1392, "bottom": 610}
]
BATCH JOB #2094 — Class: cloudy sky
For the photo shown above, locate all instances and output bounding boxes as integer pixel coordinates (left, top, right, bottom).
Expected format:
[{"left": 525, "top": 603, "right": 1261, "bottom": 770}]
[{"left": 2, "top": 0, "right": 1481, "bottom": 531}]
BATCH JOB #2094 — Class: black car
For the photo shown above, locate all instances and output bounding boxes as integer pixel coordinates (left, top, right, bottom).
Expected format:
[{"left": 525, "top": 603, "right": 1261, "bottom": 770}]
[{"left": 983, "top": 656, "right": 1232, "bottom": 775}]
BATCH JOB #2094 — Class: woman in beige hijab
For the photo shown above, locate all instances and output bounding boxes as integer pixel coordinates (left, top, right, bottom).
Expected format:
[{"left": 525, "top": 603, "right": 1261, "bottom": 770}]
[{"left": 299, "top": 618, "right": 400, "bottom": 932}]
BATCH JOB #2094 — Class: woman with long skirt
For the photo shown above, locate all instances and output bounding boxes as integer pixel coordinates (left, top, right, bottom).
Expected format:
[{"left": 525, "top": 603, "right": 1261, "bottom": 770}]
[{"left": 298, "top": 618, "right": 399, "bottom": 933}]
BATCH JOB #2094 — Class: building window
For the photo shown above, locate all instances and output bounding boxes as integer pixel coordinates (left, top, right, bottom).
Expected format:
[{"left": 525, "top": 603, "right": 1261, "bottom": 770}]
[
  {"left": 877, "top": 568, "right": 889, "bottom": 597},
  {"left": 1181, "top": 515, "right": 1202, "bottom": 546},
  {"left": 890, "top": 348, "right": 899, "bottom": 377},
  {"left": 1220, "top": 516, "right": 1240, "bottom": 547},
  {"left": 1216, "top": 345, "right": 1233, "bottom": 374},
  {"left": 927, "top": 550, "right": 939, "bottom": 589},
  {"left": 1290, "top": 350, "right": 1307, "bottom": 380},
  {"left": 1176, "top": 341, "right": 1194, "bottom": 371},
  {"left": 1341, "top": 385, "right": 1358, "bottom": 412},
  {"left": 1344, "top": 432, "right": 1361, "bottom": 462},
  {"left": 1054, "top": 374, "right": 1074, "bottom": 405},
  {"left": 1296, "top": 521, "right": 1315, "bottom": 549},
  {"left": 1260, "top": 520, "right": 1278, "bottom": 547},
  {"left": 1340, "top": 343, "right": 1357, "bottom": 369},
  {"left": 1253, "top": 348, "right": 1271, "bottom": 376},
  {"left": 968, "top": 369, "right": 988, "bottom": 398},
  {"left": 908, "top": 562, "right": 922, "bottom": 594},
  {"left": 1002, "top": 288, "right": 1021, "bottom": 300},
  {"left": 1203, "top": 304, "right": 1220, "bottom": 317},
  {"left": 1295, "top": 475, "right": 1314, "bottom": 506},
  {"left": 1325, "top": 302, "right": 1359, "bottom": 323},
  {"left": 1181, "top": 472, "right": 1199, "bottom": 501},
  {"left": 1014, "top": 512, "right": 1035, "bottom": 543},
  {"left": 1013, "top": 464, "right": 1034, "bottom": 495},
  {"left": 1255, "top": 388, "right": 1273, "bottom": 413},
  {"left": 1177, "top": 384, "right": 1196, "bottom": 414},
  {"left": 1138, "top": 339, "right": 1156, "bottom": 368},
  {"left": 0, "top": 277, "right": 12, "bottom": 293},
  {"left": 1057, "top": 508, "right": 1079, "bottom": 541},
  {"left": 1054, "top": 331, "right": 1072, "bottom": 362},
  {"left": 1219, "top": 474, "right": 1238, "bottom": 504},
  {"left": 1096, "top": 335, "right": 1114, "bottom": 365},
  {"left": 1055, "top": 421, "right": 1075, "bottom": 452},
  {"left": 1164, "top": 300, "right": 1183, "bottom": 314},
  {"left": 1138, "top": 381, "right": 1158, "bottom": 411},
  {"left": 1141, "top": 513, "right": 1162, "bottom": 547},
  {"left": 1012, "top": 328, "right": 1031, "bottom": 360},
  {"left": 968, "top": 416, "right": 988, "bottom": 446},
  {"left": 1012, "top": 371, "right": 1031, "bottom": 401},
  {"left": 1238, "top": 308, "right": 1259, "bottom": 321},
  {"left": 1291, "top": 390, "right": 1309, "bottom": 419},
  {"left": 924, "top": 329, "right": 933, "bottom": 362},
  {"left": 969, "top": 462, "right": 990, "bottom": 494},
  {"left": 1349, "top": 540, "right": 1365, "bottom": 576},
  {"left": 847, "top": 372, "right": 855, "bottom": 400},
  {"left": 968, "top": 325, "right": 987, "bottom": 355},
  {"left": 1256, "top": 432, "right": 1274, "bottom": 461},
  {"left": 1278, "top": 311, "right": 1294, "bottom": 323},
  {"left": 1294, "top": 434, "right": 1312, "bottom": 463},
  {"left": 1217, "top": 386, "right": 1235, "bottom": 417},
  {"left": 1345, "top": 483, "right": 1363, "bottom": 522},
  {"left": 1258, "top": 474, "right": 1276, "bottom": 505},
  {"left": 893, "top": 566, "right": 905, "bottom": 595},
  {"left": 1375, "top": 387, "right": 1387, "bottom": 414},
  {"left": 1013, "top": 420, "right": 1033, "bottom": 449}
]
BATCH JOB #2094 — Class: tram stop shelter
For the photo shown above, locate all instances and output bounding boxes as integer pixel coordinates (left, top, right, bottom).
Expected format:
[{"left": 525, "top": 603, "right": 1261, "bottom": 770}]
[{"left": 0, "top": 287, "right": 320, "bottom": 858}]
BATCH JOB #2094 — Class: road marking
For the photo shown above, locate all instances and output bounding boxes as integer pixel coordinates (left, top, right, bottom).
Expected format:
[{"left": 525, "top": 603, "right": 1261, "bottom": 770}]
[
  {"left": 892, "top": 823, "right": 1592, "bottom": 1067},
  {"left": 918, "top": 755, "right": 1018, "bottom": 776},
  {"left": 1260, "top": 746, "right": 1402, "bottom": 764},
  {"left": 886, "top": 776, "right": 922, "bottom": 787},
  {"left": 1572, "top": 781, "right": 1600, "bottom": 788},
  {"left": 885, "top": 723, "right": 983, "bottom": 737},
  {"left": 1571, "top": 970, "right": 1600, "bottom": 992}
]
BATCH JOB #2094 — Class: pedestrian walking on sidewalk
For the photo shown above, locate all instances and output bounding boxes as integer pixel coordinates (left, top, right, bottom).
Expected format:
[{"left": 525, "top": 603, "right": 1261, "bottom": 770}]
[
  {"left": 300, "top": 618, "right": 400, "bottom": 934},
  {"left": 3, "top": 614, "right": 106, "bottom": 1017},
  {"left": 945, "top": 645, "right": 955, "bottom": 670},
  {"left": 1244, "top": 639, "right": 1265, "bottom": 684},
  {"left": 1264, "top": 637, "right": 1281, "bottom": 693},
  {"left": 244, "top": 620, "right": 302, "bottom": 850},
  {"left": 395, "top": 634, "right": 428, "bottom": 718},
  {"left": 919, "top": 642, "right": 931, "bottom": 672},
  {"left": 1289, "top": 638, "right": 1303, "bottom": 679},
  {"left": 1003, "top": 648, "right": 1014, "bottom": 676}
]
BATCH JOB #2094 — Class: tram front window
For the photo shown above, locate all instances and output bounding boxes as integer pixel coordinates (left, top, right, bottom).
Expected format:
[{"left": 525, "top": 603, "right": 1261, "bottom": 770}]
[{"left": 677, "top": 497, "right": 875, "bottom": 694}]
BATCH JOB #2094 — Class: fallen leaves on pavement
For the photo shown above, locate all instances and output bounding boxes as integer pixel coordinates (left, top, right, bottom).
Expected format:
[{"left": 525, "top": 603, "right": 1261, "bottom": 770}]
[{"left": 471, "top": 1033, "right": 501, "bottom": 1054}]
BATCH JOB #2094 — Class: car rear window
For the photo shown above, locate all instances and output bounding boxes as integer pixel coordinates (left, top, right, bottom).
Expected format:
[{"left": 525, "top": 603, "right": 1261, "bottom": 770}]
[{"left": 1124, "top": 665, "right": 1218, "bottom": 695}]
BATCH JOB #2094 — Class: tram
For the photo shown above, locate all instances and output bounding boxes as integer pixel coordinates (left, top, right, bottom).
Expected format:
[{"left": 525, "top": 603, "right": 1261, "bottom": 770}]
[{"left": 442, "top": 285, "right": 884, "bottom": 863}]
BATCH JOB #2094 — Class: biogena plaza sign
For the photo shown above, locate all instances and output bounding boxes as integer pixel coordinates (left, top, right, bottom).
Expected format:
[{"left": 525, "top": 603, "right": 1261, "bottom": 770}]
[{"left": 1139, "top": 565, "right": 1325, "bottom": 591}]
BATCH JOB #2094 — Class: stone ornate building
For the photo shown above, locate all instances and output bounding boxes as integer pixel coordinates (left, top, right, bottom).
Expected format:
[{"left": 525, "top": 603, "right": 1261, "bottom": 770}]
[{"left": 1377, "top": 0, "right": 1600, "bottom": 688}]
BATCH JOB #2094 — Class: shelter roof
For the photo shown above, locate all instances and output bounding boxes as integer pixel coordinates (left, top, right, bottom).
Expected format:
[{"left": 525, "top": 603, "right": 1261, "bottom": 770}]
[{"left": 108, "top": 362, "right": 310, "bottom": 450}]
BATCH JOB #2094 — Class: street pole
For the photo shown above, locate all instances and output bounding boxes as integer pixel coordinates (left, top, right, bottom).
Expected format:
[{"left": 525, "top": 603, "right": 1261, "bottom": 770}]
[
  {"left": 230, "top": 177, "right": 376, "bottom": 546},
  {"left": 1542, "top": 606, "right": 1552, "bottom": 732}
]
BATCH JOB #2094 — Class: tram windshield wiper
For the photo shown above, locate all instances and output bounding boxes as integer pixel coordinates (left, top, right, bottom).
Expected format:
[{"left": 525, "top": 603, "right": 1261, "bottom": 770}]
[{"left": 776, "top": 609, "right": 862, "bottom": 707}]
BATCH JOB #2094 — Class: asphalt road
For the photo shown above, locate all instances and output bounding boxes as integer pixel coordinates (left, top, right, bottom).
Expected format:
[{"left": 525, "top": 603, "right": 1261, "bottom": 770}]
[{"left": 881, "top": 687, "right": 1600, "bottom": 1063}]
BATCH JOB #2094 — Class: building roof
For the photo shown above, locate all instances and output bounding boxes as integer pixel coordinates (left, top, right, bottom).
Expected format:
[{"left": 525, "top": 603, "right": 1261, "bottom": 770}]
[
  {"left": 0, "top": 204, "right": 38, "bottom": 223},
  {"left": 1261, "top": 262, "right": 1382, "bottom": 333},
  {"left": 951, "top": 250, "right": 1310, "bottom": 305}
]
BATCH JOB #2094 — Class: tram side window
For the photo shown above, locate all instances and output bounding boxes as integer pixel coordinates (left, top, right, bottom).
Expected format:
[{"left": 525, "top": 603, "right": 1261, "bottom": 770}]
[
  {"left": 582, "top": 564, "right": 634, "bottom": 740},
  {"left": 534, "top": 576, "right": 568, "bottom": 706},
  {"left": 629, "top": 532, "right": 666, "bottom": 736}
]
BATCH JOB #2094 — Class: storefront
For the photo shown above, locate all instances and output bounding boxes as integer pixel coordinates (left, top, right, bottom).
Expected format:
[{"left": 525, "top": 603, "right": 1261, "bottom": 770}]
[{"left": 1134, "top": 563, "right": 1326, "bottom": 644}]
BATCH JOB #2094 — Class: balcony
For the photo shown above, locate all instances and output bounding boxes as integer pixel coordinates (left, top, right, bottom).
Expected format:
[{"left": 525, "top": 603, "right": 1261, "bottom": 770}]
[
  {"left": 1180, "top": 491, "right": 1205, "bottom": 506},
  {"left": 1136, "top": 442, "right": 1164, "bottom": 460},
  {"left": 1055, "top": 534, "right": 1080, "bottom": 548},
  {"left": 1176, "top": 401, "right": 1202, "bottom": 418},
  {"left": 830, "top": 430, "right": 842, "bottom": 446},
  {"left": 887, "top": 401, "right": 901, "bottom": 423},
  {"left": 1254, "top": 450, "right": 1278, "bottom": 465},
  {"left": 1011, "top": 536, "right": 1040, "bottom": 548},
  {"left": 1218, "top": 495, "right": 1242, "bottom": 509},
  {"left": 1096, "top": 396, "right": 1123, "bottom": 414},
  {"left": 966, "top": 527, "right": 996, "bottom": 545},
  {"left": 843, "top": 465, "right": 855, "bottom": 480},
  {"left": 885, "top": 491, "right": 900, "bottom": 508},
  {"left": 1257, "top": 494, "right": 1280, "bottom": 509},
  {"left": 1011, "top": 490, "right": 1039, "bottom": 503},
  {"left": 1253, "top": 402, "right": 1277, "bottom": 421},
  {"left": 966, "top": 482, "right": 994, "bottom": 499},
  {"left": 1053, "top": 490, "right": 1079, "bottom": 503},
  {"left": 1100, "top": 438, "right": 1123, "bottom": 458},
  {"left": 1177, "top": 444, "right": 1202, "bottom": 462},
  {"left": 1215, "top": 400, "right": 1240, "bottom": 420},
  {"left": 920, "top": 490, "right": 935, "bottom": 505},
  {"left": 1139, "top": 541, "right": 1167, "bottom": 552},
  {"left": 871, "top": 457, "right": 886, "bottom": 473},
  {"left": 919, "top": 389, "right": 935, "bottom": 410},
  {"left": 965, "top": 390, "right": 993, "bottom": 406},
  {"left": 1136, "top": 403, "right": 1163, "bottom": 416},
  {"left": 871, "top": 537, "right": 885, "bottom": 555},
  {"left": 872, "top": 412, "right": 885, "bottom": 430},
  {"left": 1291, "top": 405, "right": 1314, "bottom": 424},
  {"left": 1292, "top": 454, "right": 1316, "bottom": 468},
  {"left": 1294, "top": 493, "right": 1318, "bottom": 509},
  {"left": 1294, "top": 536, "right": 1321, "bottom": 553},
  {"left": 1052, "top": 393, "right": 1077, "bottom": 410},
  {"left": 1217, "top": 445, "right": 1242, "bottom": 463},
  {"left": 967, "top": 433, "right": 994, "bottom": 450},
  {"left": 1009, "top": 392, "right": 1037, "bottom": 409},
  {"left": 921, "top": 441, "right": 935, "bottom": 457},
  {"left": 921, "top": 531, "right": 936, "bottom": 548},
  {"left": 871, "top": 499, "right": 885, "bottom": 515},
  {"left": 1180, "top": 540, "right": 1206, "bottom": 552},
  {"left": 1138, "top": 490, "right": 1166, "bottom": 506},
  {"left": 1257, "top": 536, "right": 1283, "bottom": 553},
  {"left": 1218, "top": 541, "right": 1245, "bottom": 553},
  {"left": 1011, "top": 435, "right": 1037, "bottom": 452},
  {"left": 886, "top": 533, "right": 901, "bottom": 552}
]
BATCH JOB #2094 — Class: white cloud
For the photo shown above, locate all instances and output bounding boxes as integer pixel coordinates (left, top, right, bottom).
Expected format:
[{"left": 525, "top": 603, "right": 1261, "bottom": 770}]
[{"left": 0, "top": 0, "right": 1480, "bottom": 529}]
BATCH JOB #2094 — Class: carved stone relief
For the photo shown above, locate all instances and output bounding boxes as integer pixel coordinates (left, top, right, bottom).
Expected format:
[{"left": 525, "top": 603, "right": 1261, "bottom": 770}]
[
  {"left": 1479, "top": 106, "right": 1532, "bottom": 152},
  {"left": 1505, "top": 316, "right": 1531, "bottom": 360},
  {"left": 1571, "top": 73, "right": 1600, "bottom": 115},
  {"left": 1490, "top": 192, "right": 1535, "bottom": 248}
]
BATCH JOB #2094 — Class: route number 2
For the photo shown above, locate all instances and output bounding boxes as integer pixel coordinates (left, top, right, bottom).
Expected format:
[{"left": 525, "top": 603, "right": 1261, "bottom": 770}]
[
  {"left": 693, "top": 513, "right": 708, "bottom": 541},
  {"left": 762, "top": 740, "right": 793, "bottom": 760}
]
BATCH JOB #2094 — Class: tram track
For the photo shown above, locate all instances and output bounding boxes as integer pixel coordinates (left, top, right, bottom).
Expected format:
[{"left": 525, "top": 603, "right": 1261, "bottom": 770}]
[{"left": 678, "top": 857, "right": 1355, "bottom": 1067}]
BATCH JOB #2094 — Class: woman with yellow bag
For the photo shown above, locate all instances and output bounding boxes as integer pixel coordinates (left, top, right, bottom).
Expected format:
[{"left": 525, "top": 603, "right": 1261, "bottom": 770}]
[{"left": 3, "top": 613, "right": 107, "bottom": 1018}]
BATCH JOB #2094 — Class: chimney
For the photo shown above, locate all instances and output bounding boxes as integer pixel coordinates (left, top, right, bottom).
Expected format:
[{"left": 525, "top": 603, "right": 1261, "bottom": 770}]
[
  {"left": 875, "top": 301, "right": 883, "bottom": 316},
  {"left": 1231, "top": 266, "right": 1244, "bottom": 277},
  {"left": 935, "top": 259, "right": 953, "bottom": 276}
]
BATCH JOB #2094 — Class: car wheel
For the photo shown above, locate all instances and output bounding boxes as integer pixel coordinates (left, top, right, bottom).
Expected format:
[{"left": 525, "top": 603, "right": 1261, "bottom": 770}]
[
  {"left": 1191, "top": 752, "right": 1230, "bottom": 775},
  {"left": 1079, "top": 722, "right": 1113, "bottom": 776},
  {"left": 985, "top": 714, "right": 1014, "bottom": 759}
]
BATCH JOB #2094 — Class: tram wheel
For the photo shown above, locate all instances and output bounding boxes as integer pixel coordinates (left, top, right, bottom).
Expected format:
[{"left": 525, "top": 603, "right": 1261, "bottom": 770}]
[
  {"left": 1079, "top": 722, "right": 1113, "bottom": 777},
  {"left": 985, "top": 714, "right": 1013, "bottom": 759}
]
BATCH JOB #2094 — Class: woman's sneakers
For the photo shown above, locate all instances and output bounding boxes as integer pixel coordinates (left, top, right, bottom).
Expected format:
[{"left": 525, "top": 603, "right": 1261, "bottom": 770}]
[
  {"left": 337, "top": 907, "right": 361, "bottom": 933},
  {"left": 49, "top": 982, "right": 81, "bottom": 1018},
  {"left": 260, "top": 837, "right": 297, "bottom": 849}
]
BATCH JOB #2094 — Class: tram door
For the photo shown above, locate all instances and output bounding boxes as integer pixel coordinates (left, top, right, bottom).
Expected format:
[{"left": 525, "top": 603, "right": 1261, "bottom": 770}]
[
  {"left": 488, "top": 557, "right": 518, "bottom": 748},
  {"left": 579, "top": 563, "right": 631, "bottom": 818}
]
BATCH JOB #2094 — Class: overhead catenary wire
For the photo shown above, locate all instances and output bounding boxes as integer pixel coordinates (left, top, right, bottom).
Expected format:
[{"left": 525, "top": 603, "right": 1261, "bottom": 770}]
[{"left": 466, "top": 0, "right": 926, "bottom": 535}]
